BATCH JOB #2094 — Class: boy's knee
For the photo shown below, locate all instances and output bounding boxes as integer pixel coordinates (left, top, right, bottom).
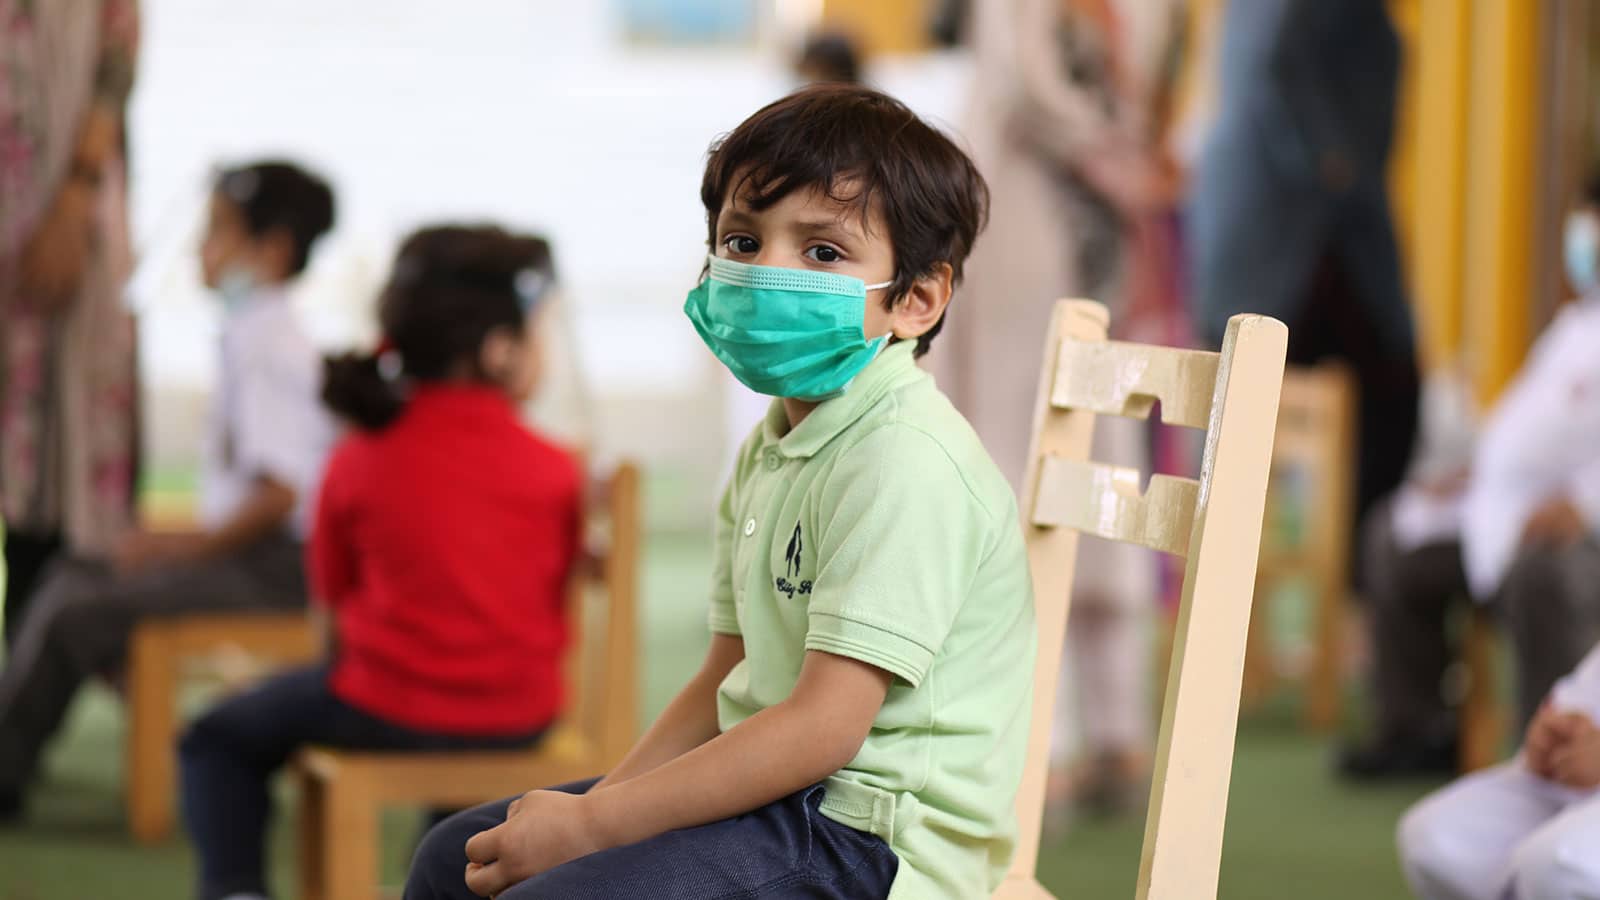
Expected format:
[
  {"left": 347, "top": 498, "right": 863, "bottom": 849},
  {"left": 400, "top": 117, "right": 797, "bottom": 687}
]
[{"left": 1510, "top": 829, "right": 1600, "bottom": 900}]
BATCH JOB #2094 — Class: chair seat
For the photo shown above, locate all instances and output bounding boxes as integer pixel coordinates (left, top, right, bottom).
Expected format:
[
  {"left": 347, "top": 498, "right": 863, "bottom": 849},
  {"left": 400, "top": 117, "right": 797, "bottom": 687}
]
[{"left": 295, "top": 724, "right": 598, "bottom": 809}]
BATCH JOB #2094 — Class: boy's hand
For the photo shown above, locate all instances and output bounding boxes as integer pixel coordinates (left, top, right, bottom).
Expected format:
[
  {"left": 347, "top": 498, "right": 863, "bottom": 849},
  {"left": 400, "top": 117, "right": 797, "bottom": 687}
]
[
  {"left": 1548, "top": 714, "right": 1600, "bottom": 789},
  {"left": 463, "top": 790, "right": 607, "bottom": 896},
  {"left": 1525, "top": 701, "right": 1564, "bottom": 777}
]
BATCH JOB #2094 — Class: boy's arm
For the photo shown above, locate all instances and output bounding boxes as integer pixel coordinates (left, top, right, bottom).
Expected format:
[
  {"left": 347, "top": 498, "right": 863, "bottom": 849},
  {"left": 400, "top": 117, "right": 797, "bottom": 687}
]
[
  {"left": 114, "top": 476, "right": 295, "bottom": 574},
  {"left": 592, "top": 633, "right": 745, "bottom": 790},
  {"left": 464, "top": 649, "right": 890, "bottom": 896}
]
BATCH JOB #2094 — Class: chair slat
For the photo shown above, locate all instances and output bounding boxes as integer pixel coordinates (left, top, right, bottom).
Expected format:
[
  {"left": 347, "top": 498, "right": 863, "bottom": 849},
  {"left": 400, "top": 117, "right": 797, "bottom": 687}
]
[
  {"left": 1052, "top": 339, "right": 1221, "bottom": 429},
  {"left": 1030, "top": 457, "right": 1199, "bottom": 557}
]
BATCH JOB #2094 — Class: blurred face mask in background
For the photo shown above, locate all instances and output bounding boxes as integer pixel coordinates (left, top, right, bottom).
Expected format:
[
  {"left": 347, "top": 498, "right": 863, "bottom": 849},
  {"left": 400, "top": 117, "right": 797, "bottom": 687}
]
[{"left": 1563, "top": 210, "right": 1599, "bottom": 297}]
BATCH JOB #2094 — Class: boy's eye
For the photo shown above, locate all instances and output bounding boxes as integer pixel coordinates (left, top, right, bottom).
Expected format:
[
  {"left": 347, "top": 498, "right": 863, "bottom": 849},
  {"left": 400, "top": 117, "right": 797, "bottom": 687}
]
[
  {"left": 804, "top": 245, "right": 842, "bottom": 263},
  {"left": 723, "top": 235, "right": 759, "bottom": 255}
]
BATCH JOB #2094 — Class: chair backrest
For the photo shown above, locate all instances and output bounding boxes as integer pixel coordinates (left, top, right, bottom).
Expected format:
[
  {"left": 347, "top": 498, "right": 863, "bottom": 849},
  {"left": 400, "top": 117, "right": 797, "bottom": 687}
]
[
  {"left": 1261, "top": 363, "right": 1356, "bottom": 567},
  {"left": 563, "top": 461, "right": 642, "bottom": 768},
  {"left": 1011, "top": 300, "right": 1286, "bottom": 900}
]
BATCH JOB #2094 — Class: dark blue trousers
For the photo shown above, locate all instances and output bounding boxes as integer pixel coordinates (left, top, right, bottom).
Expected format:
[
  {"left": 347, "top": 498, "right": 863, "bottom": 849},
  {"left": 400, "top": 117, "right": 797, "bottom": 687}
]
[
  {"left": 403, "top": 779, "right": 899, "bottom": 900},
  {"left": 179, "top": 665, "right": 543, "bottom": 900}
]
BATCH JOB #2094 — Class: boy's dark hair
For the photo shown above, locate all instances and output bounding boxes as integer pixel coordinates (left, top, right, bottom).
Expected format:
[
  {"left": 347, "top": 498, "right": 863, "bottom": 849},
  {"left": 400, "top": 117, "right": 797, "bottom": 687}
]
[
  {"left": 700, "top": 83, "right": 989, "bottom": 357},
  {"left": 322, "top": 225, "right": 553, "bottom": 430},
  {"left": 1586, "top": 172, "right": 1600, "bottom": 209},
  {"left": 215, "top": 161, "right": 336, "bottom": 276},
  {"left": 796, "top": 32, "right": 861, "bottom": 84}
]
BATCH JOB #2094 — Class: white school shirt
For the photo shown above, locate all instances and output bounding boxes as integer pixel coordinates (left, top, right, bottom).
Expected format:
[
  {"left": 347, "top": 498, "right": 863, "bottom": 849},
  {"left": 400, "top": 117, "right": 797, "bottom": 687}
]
[
  {"left": 199, "top": 288, "right": 333, "bottom": 540},
  {"left": 1461, "top": 299, "right": 1600, "bottom": 597}
]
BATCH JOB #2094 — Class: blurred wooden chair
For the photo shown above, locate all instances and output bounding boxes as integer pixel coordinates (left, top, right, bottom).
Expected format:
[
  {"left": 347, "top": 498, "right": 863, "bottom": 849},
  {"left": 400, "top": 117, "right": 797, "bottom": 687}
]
[
  {"left": 1240, "top": 363, "right": 1357, "bottom": 731},
  {"left": 293, "top": 461, "right": 641, "bottom": 900},
  {"left": 995, "top": 299, "right": 1286, "bottom": 900},
  {"left": 127, "top": 501, "right": 321, "bottom": 844}
]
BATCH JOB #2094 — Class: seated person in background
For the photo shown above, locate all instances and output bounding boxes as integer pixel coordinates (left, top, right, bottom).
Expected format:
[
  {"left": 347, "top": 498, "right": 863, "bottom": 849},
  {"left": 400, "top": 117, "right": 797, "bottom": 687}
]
[
  {"left": 178, "top": 224, "right": 582, "bottom": 900},
  {"left": 0, "top": 160, "right": 335, "bottom": 819},
  {"left": 405, "top": 84, "right": 1034, "bottom": 900},
  {"left": 1340, "top": 176, "right": 1600, "bottom": 778},
  {"left": 1399, "top": 642, "right": 1600, "bottom": 899}
]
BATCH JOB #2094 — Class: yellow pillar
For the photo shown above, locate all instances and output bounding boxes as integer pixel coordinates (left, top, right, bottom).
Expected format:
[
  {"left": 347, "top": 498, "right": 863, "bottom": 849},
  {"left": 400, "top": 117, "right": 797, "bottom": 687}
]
[
  {"left": 1407, "top": 0, "right": 1472, "bottom": 373},
  {"left": 817, "top": 0, "right": 928, "bottom": 55},
  {"left": 1461, "top": 0, "right": 1541, "bottom": 402}
]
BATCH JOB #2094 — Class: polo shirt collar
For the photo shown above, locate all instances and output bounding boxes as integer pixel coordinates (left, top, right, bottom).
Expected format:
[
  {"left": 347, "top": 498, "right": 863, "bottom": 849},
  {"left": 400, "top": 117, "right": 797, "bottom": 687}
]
[{"left": 762, "top": 340, "right": 925, "bottom": 459}]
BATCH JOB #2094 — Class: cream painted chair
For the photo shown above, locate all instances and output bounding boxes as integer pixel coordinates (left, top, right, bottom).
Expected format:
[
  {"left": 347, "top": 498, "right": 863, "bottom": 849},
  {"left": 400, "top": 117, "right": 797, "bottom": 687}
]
[{"left": 995, "top": 300, "right": 1287, "bottom": 899}]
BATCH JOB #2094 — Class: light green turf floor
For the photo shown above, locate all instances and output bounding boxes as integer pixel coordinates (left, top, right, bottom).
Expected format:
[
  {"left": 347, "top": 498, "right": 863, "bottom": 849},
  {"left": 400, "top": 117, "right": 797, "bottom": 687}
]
[{"left": 0, "top": 530, "right": 1438, "bottom": 899}]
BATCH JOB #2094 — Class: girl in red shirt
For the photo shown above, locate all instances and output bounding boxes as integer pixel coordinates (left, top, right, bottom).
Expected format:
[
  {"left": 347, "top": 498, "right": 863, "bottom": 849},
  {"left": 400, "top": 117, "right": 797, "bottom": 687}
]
[{"left": 180, "top": 225, "right": 583, "bottom": 900}]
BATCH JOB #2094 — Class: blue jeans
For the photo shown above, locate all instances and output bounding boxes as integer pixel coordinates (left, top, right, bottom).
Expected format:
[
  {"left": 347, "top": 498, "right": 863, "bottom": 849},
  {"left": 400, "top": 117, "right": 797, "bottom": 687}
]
[
  {"left": 179, "top": 665, "right": 544, "bottom": 900},
  {"left": 403, "top": 779, "right": 900, "bottom": 899}
]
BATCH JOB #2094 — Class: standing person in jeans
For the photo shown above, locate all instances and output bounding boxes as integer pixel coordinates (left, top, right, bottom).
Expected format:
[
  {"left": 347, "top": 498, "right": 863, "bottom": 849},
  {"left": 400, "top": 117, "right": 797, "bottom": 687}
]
[
  {"left": 1, "top": 0, "right": 142, "bottom": 644},
  {"left": 179, "top": 224, "right": 583, "bottom": 900},
  {"left": 0, "top": 160, "right": 335, "bottom": 819},
  {"left": 1188, "top": 0, "right": 1419, "bottom": 533},
  {"left": 1340, "top": 177, "right": 1600, "bottom": 777}
]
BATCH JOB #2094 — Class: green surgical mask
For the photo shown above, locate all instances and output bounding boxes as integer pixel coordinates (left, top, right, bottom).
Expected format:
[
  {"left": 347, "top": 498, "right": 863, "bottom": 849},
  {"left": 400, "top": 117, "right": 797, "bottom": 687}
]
[{"left": 683, "top": 256, "right": 892, "bottom": 402}]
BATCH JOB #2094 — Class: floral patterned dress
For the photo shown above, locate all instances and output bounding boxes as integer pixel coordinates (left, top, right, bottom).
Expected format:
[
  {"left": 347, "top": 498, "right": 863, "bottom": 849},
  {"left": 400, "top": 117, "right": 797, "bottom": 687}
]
[{"left": 0, "top": 0, "right": 140, "bottom": 554}]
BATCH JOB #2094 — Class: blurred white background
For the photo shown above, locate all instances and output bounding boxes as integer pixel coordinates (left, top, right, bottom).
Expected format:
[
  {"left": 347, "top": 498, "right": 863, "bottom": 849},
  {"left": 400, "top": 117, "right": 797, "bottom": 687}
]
[{"left": 126, "top": 0, "right": 971, "bottom": 525}]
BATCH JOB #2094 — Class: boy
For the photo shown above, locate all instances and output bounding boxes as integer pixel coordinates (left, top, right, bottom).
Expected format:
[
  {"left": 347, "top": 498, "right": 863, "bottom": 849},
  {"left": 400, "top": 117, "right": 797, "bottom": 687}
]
[
  {"left": 0, "top": 161, "right": 336, "bottom": 818},
  {"left": 405, "top": 85, "right": 1035, "bottom": 899},
  {"left": 1340, "top": 176, "right": 1600, "bottom": 779},
  {"left": 1393, "top": 179, "right": 1600, "bottom": 897}
]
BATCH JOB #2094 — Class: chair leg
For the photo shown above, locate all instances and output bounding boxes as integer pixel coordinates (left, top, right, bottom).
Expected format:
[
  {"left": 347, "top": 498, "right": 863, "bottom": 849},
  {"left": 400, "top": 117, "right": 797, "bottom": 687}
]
[
  {"left": 1460, "top": 614, "right": 1505, "bottom": 772},
  {"left": 323, "top": 771, "right": 379, "bottom": 900},
  {"left": 1304, "top": 580, "right": 1344, "bottom": 732},
  {"left": 127, "top": 623, "right": 178, "bottom": 844},
  {"left": 296, "top": 766, "right": 327, "bottom": 900}
]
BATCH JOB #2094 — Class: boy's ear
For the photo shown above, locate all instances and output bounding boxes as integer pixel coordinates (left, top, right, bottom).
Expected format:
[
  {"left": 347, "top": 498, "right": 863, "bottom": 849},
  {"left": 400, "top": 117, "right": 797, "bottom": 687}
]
[
  {"left": 890, "top": 262, "right": 954, "bottom": 341},
  {"left": 259, "top": 227, "right": 298, "bottom": 279}
]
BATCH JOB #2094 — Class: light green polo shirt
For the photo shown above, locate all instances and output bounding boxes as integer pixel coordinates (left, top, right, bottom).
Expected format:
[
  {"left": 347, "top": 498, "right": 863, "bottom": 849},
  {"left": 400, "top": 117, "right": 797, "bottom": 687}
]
[{"left": 709, "top": 341, "right": 1036, "bottom": 899}]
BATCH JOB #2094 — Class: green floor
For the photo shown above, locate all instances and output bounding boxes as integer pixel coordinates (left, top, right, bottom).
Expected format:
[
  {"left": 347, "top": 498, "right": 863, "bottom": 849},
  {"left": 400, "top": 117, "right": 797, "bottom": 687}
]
[{"left": 0, "top": 531, "right": 1437, "bottom": 899}]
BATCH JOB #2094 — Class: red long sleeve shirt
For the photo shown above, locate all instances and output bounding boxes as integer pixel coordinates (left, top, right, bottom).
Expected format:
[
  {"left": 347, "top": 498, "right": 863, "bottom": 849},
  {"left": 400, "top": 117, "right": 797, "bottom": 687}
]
[{"left": 309, "top": 384, "right": 581, "bottom": 735}]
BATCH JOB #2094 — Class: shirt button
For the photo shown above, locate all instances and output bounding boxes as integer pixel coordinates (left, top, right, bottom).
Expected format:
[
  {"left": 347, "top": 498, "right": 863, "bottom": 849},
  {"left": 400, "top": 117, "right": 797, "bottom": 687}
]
[
  {"left": 743, "top": 518, "right": 757, "bottom": 537},
  {"left": 764, "top": 451, "right": 782, "bottom": 471}
]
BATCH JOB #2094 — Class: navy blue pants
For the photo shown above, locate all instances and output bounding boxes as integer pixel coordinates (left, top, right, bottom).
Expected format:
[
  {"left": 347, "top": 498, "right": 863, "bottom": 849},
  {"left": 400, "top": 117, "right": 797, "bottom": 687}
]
[
  {"left": 403, "top": 779, "right": 899, "bottom": 899},
  {"left": 179, "top": 665, "right": 544, "bottom": 900}
]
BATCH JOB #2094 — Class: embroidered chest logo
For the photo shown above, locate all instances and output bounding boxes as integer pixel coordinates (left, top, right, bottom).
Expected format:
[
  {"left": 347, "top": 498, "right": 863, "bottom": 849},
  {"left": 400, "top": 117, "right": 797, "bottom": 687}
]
[{"left": 775, "top": 522, "right": 813, "bottom": 599}]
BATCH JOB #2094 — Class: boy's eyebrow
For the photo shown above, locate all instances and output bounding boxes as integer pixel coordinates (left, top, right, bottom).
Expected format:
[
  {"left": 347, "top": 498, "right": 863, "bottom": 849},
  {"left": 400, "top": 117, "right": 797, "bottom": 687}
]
[
  {"left": 793, "top": 217, "right": 864, "bottom": 240},
  {"left": 716, "top": 209, "right": 757, "bottom": 231}
]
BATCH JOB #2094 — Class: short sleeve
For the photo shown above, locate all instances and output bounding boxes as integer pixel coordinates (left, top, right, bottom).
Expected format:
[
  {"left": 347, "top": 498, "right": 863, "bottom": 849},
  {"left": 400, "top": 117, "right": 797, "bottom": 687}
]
[
  {"left": 707, "top": 473, "right": 742, "bottom": 636},
  {"left": 95, "top": 0, "right": 140, "bottom": 105},
  {"left": 805, "top": 425, "right": 990, "bottom": 687}
]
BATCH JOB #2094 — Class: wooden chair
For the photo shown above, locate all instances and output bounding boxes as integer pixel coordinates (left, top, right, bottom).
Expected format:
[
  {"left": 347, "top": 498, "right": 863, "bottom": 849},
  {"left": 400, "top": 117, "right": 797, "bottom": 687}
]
[
  {"left": 293, "top": 461, "right": 641, "bottom": 900},
  {"left": 127, "top": 610, "right": 319, "bottom": 843},
  {"left": 996, "top": 300, "right": 1286, "bottom": 900},
  {"left": 1241, "top": 363, "right": 1357, "bottom": 731}
]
